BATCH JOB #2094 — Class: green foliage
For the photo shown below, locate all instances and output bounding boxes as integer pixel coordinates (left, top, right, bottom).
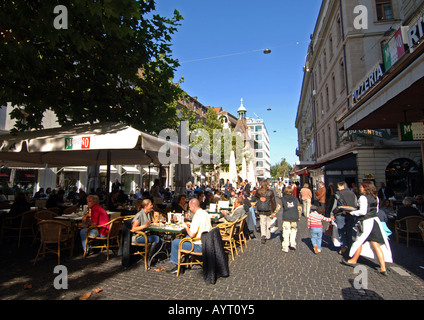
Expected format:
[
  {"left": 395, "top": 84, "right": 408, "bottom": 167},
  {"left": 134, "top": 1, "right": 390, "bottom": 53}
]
[
  {"left": 271, "top": 158, "right": 292, "bottom": 179},
  {"left": 0, "top": 0, "right": 184, "bottom": 133}
]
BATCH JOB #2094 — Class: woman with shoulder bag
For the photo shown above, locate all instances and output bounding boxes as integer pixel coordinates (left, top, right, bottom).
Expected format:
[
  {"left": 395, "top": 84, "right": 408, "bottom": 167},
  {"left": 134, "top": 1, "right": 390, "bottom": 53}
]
[
  {"left": 256, "top": 180, "right": 276, "bottom": 244},
  {"left": 341, "top": 182, "right": 392, "bottom": 276}
]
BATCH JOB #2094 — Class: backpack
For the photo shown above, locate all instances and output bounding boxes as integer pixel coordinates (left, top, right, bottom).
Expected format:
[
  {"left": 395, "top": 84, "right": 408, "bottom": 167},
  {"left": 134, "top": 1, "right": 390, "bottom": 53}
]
[{"left": 256, "top": 197, "right": 271, "bottom": 212}]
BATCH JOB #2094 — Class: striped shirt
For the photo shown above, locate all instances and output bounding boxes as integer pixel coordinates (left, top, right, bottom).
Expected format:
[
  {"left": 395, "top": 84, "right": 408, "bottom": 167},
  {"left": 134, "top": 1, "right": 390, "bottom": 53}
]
[{"left": 307, "top": 210, "right": 333, "bottom": 228}]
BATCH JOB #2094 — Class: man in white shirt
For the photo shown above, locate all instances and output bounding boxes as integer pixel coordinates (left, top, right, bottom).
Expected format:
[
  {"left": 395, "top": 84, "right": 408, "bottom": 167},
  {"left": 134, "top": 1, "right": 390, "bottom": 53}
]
[{"left": 167, "top": 198, "right": 212, "bottom": 274}]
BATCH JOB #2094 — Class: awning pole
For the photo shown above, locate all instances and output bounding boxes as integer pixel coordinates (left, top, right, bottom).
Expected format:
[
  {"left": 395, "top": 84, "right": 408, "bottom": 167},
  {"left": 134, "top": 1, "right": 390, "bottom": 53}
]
[{"left": 105, "top": 150, "right": 111, "bottom": 208}]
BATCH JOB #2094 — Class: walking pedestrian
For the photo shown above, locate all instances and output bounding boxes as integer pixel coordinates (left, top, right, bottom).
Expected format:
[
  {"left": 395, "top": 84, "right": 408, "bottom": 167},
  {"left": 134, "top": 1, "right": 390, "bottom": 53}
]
[
  {"left": 333, "top": 181, "right": 358, "bottom": 255},
  {"left": 341, "top": 182, "right": 393, "bottom": 276},
  {"left": 255, "top": 180, "right": 276, "bottom": 244},
  {"left": 300, "top": 183, "right": 312, "bottom": 217},
  {"left": 308, "top": 206, "right": 334, "bottom": 254},
  {"left": 281, "top": 185, "right": 299, "bottom": 252},
  {"left": 315, "top": 181, "right": 326, "bottom": 208}
]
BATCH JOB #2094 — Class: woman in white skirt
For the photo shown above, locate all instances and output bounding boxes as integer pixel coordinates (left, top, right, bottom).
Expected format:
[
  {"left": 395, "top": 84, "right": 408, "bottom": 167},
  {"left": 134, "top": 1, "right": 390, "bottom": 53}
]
[{"left": 342, "top": 181, "right": 392, "bottom": 275}]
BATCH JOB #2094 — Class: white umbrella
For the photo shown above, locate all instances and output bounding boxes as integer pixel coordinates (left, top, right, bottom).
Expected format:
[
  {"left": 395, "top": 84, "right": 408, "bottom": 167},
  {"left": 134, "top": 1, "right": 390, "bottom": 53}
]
[
  {"left": 229, "top": 150, "right": 237, "bottom": 186},
  {"left": 248, "top": 160, "right": 255, "bottom": 185},
  {"left": 0, "top": 122, "right": 211, "bottom": 167},
  {"left": 0, "top": 122, "right": 215, "bottom": 196},
  {"left": 241, "top": 157, "right": 247, "bottom": 181}
]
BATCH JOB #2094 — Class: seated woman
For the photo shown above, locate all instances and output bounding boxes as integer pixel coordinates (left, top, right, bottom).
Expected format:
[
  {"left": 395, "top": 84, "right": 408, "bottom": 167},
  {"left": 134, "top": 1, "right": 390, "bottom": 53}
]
[
  {"left": 380, "top": 199, "right": 394, "bottom": 216},
  {"left": 170, "top": 194, "right": 188, "bottom": 213},
  {"left": 131, "top": 199, "right": 162, "bottom": 262},
  {"left": 7, "top": 192, "right": 31, "bottom": 227}
]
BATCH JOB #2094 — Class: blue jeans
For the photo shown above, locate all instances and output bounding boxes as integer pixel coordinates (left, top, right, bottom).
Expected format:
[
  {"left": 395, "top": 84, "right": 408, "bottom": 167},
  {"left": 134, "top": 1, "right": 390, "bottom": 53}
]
[
  {"left": 135, "top": 234, "right": 161, "bottom": 244},
  {"left": 310, "top": 227, "right": 323, "bottom": 250},
  {"left": 249, "top": 207, "right": 257, "bottom": 226},
  {"left": 80, "top": 228, "right": 105, "bottom": 252},
  {"left": 335, "top": 215, "right": 347, "bottom": 247},
  {"left": 170, "top": 238, "right": 202, "bottom": 265}
]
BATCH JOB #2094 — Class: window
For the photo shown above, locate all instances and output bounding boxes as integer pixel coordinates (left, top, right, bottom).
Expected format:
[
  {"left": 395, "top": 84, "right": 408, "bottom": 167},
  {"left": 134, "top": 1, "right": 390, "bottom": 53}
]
[
  {"left": 339, "top": 59, "right": 345, "bottom": 91},
  {"left": 255, "top": 134, "right": 262, "bottom": 141},
  {"left": 328, "top": 125, "right": 332, "bottom": 152},
  {"left": 256, "top": 161, "right": 264, "bottom": 168},
  {"left": 255, "top": 125, "right": 262, "bottom": 132},
  {"left": 256, "top": 152, "right": 263, "bottom": 158},
  {"left": 336, "top": 16, "right": 342, "bottom": 41},
  {"left": 325, "top": 85, "right": 330, "bottom": 110},
  {"left": 376, "top": 0, "right": 393, "bottom": 21},
  {"left": 332, "top": 73, "right": 336, "bottom": 102},
  {"left": 323, "top": 50, "right": 327, "bottom": 71}
]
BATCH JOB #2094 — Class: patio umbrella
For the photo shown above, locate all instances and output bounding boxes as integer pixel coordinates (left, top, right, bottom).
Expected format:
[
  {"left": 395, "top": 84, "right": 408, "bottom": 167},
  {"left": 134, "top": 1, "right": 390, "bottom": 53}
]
[
  {"left": 0, "top": 122, "right": 203, "bottom": 167},
  {"left": 0, "top": 122, "right": 215, "bottom": 194},
  {"left": 241, "top": 157, "right": 247, "bottom": 181},
  {"left": 248, "top": 160, "right": 255, "bottom": 186},
  {"left": 229, "top": 150, "right": 237, "bottom": 186}
]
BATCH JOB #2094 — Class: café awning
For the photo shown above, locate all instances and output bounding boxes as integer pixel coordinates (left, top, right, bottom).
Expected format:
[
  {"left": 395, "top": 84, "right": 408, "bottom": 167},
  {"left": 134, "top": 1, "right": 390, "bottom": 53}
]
[{"left": 0, "top": 122, "right": 215, "bottom": 167}]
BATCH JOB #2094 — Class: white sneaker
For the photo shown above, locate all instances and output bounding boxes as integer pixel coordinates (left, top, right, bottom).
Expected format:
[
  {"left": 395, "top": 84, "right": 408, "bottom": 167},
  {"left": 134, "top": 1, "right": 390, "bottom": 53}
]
[{"left": 282, "top": 246, "right": 289, "bottom": 253}]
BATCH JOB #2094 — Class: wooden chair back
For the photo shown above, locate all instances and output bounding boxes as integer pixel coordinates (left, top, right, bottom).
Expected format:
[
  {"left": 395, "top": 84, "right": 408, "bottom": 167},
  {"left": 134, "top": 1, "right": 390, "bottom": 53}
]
[
  {"left": 35, "top": 210, "right": 58, "bottom": 222},
  {"left": 34, "top": 220, "right": 74, "bottom": 264}
]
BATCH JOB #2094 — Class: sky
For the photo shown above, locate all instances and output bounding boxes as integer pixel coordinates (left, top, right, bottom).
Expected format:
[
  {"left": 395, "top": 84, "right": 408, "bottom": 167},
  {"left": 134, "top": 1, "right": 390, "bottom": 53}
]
[{"left": 152, "top": 0, "right": 323, "bottom": 167}]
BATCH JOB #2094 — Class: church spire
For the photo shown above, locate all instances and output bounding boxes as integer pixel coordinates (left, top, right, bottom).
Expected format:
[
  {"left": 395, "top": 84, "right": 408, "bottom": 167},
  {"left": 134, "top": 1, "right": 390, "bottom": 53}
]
[{"left": 237, "top": 97, "right": 247, "bottom": 119}]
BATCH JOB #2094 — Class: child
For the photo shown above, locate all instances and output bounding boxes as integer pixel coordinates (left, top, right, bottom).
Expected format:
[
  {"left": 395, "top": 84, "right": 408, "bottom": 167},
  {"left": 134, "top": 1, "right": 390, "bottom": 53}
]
[{"left": 307, "top": 206, "right": 334, "bottom": 254}]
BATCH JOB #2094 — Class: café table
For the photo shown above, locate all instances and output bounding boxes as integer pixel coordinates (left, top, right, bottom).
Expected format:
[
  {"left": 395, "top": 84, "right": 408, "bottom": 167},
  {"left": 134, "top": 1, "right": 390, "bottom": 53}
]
[
  {"left": 53, "top": 212, "right": 85, "bottom": 230},
  {"left": 145, "top": 223, "right": 185, "bottom": 264},
  {"left": 206, "top": 211, "right": 224, "bottom": 223}
]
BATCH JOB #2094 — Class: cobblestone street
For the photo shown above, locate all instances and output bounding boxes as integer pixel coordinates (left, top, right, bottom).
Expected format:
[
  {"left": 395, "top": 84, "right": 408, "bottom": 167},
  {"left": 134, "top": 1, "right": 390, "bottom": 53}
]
[{"left": 1, "top": 215, "right": 423, "bottom": 305}]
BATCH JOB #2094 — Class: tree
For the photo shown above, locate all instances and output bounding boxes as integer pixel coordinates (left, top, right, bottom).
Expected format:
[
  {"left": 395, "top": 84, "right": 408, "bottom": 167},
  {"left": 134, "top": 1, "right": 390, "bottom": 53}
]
[
  {"left": 0, "top": 0, "right": 183, "bottom": 133},
  {"left": 271, "top": 158, "right": 292, "bottom": 179}
]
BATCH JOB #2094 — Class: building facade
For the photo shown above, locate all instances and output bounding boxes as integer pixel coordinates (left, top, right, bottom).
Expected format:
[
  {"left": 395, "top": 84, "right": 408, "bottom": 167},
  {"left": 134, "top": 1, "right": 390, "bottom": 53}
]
[
  {"left": 247, "top": 115, "right": 271, "bottom": 180},
  {"left": 295, "top": 0, "right": 423, "bottom": 197}
]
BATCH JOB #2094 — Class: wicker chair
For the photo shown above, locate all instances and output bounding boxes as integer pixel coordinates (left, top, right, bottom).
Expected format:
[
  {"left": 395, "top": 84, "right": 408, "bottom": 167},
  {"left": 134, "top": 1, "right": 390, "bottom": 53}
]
[
  {"left": 63, "top": 206, "right": 79, "bottom": 215},
  {"left": 33, "top": 210, "right": 59, "bottom": 245},
  {"left": 419, "top": 221, "right": 424, "bottom": 242},
  {"left": 131, "top": 231, "right": 152, "bottom": 270},
  {"left": 217, "top": 220, "right": 238, "bottom": 260},
  {"left": 395, "top": 216, "right": 424, "bottom": 247},
  {"left": 0, "top": 209, "right": 36, "bottom": 247},
  {"left": 83, "top": 216, "right": 124, "bottom": 260},
  {"left": 176, "top": 237, "right": 203, "bottom": 276},
  {"left": 34, "top": 220, "right": 74, "bottom": 264},
  {"left": 35, "top": 210, "right": 58, "bottom": 222},
  {"left": 46, "top": 207, "right": 61, "bottom": 215},
  {"left": 234, "top": 215, "right": 248, "bottom": 252}
]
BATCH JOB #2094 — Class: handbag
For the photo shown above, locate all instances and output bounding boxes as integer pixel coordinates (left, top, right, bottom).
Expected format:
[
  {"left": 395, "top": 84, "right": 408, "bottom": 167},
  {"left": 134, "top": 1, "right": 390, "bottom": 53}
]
[{"left": 324, "top": 223, "right": 333, "bottom": 237}]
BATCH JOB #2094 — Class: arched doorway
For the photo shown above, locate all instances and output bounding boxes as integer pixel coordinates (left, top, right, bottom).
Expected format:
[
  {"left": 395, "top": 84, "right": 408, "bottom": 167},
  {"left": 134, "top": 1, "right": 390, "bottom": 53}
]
[{"left": 385, "top": 158, "right": 423, "bottom": 198}]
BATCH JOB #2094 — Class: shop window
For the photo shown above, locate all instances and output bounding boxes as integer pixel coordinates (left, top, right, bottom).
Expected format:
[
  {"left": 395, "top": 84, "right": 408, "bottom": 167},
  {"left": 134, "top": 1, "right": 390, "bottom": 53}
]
[{"left": 375, "top": 0, "right": 393, "bottom": 21}]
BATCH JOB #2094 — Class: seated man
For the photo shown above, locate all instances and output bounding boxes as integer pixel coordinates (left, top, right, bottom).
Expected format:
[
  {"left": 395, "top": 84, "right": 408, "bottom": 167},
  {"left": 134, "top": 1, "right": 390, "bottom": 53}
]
[
  {"left": 166, "top": 198, "right": 212, "bottom": 274},
  {"left": 219, "top": 196, "right": 246, "bottom": 223},
  {"left": 80, "top": 195, "right": 110, "bottom": 253}
]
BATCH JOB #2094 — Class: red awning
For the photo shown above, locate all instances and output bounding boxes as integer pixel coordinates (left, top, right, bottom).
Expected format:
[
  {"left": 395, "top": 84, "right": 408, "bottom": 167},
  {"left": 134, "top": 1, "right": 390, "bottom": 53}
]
[{"left": 292, "top": 167, "right": 309, "bottom": 176}]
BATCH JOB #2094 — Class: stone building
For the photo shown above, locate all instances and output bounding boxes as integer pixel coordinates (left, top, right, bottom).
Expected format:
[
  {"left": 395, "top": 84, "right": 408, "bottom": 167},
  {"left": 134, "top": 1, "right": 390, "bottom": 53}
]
[{"left": 295, "top": 0, "right": 423, "bottom": 198}]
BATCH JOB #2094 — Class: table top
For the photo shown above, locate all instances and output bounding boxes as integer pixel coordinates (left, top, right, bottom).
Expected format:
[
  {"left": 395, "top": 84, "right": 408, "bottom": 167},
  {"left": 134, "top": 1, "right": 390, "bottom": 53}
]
[
  {"left": 53, "top": 214, "right": 83, "bottom": 222},
  {"left": 147, "top": 223, "right": 185, "bottom": 233}
]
